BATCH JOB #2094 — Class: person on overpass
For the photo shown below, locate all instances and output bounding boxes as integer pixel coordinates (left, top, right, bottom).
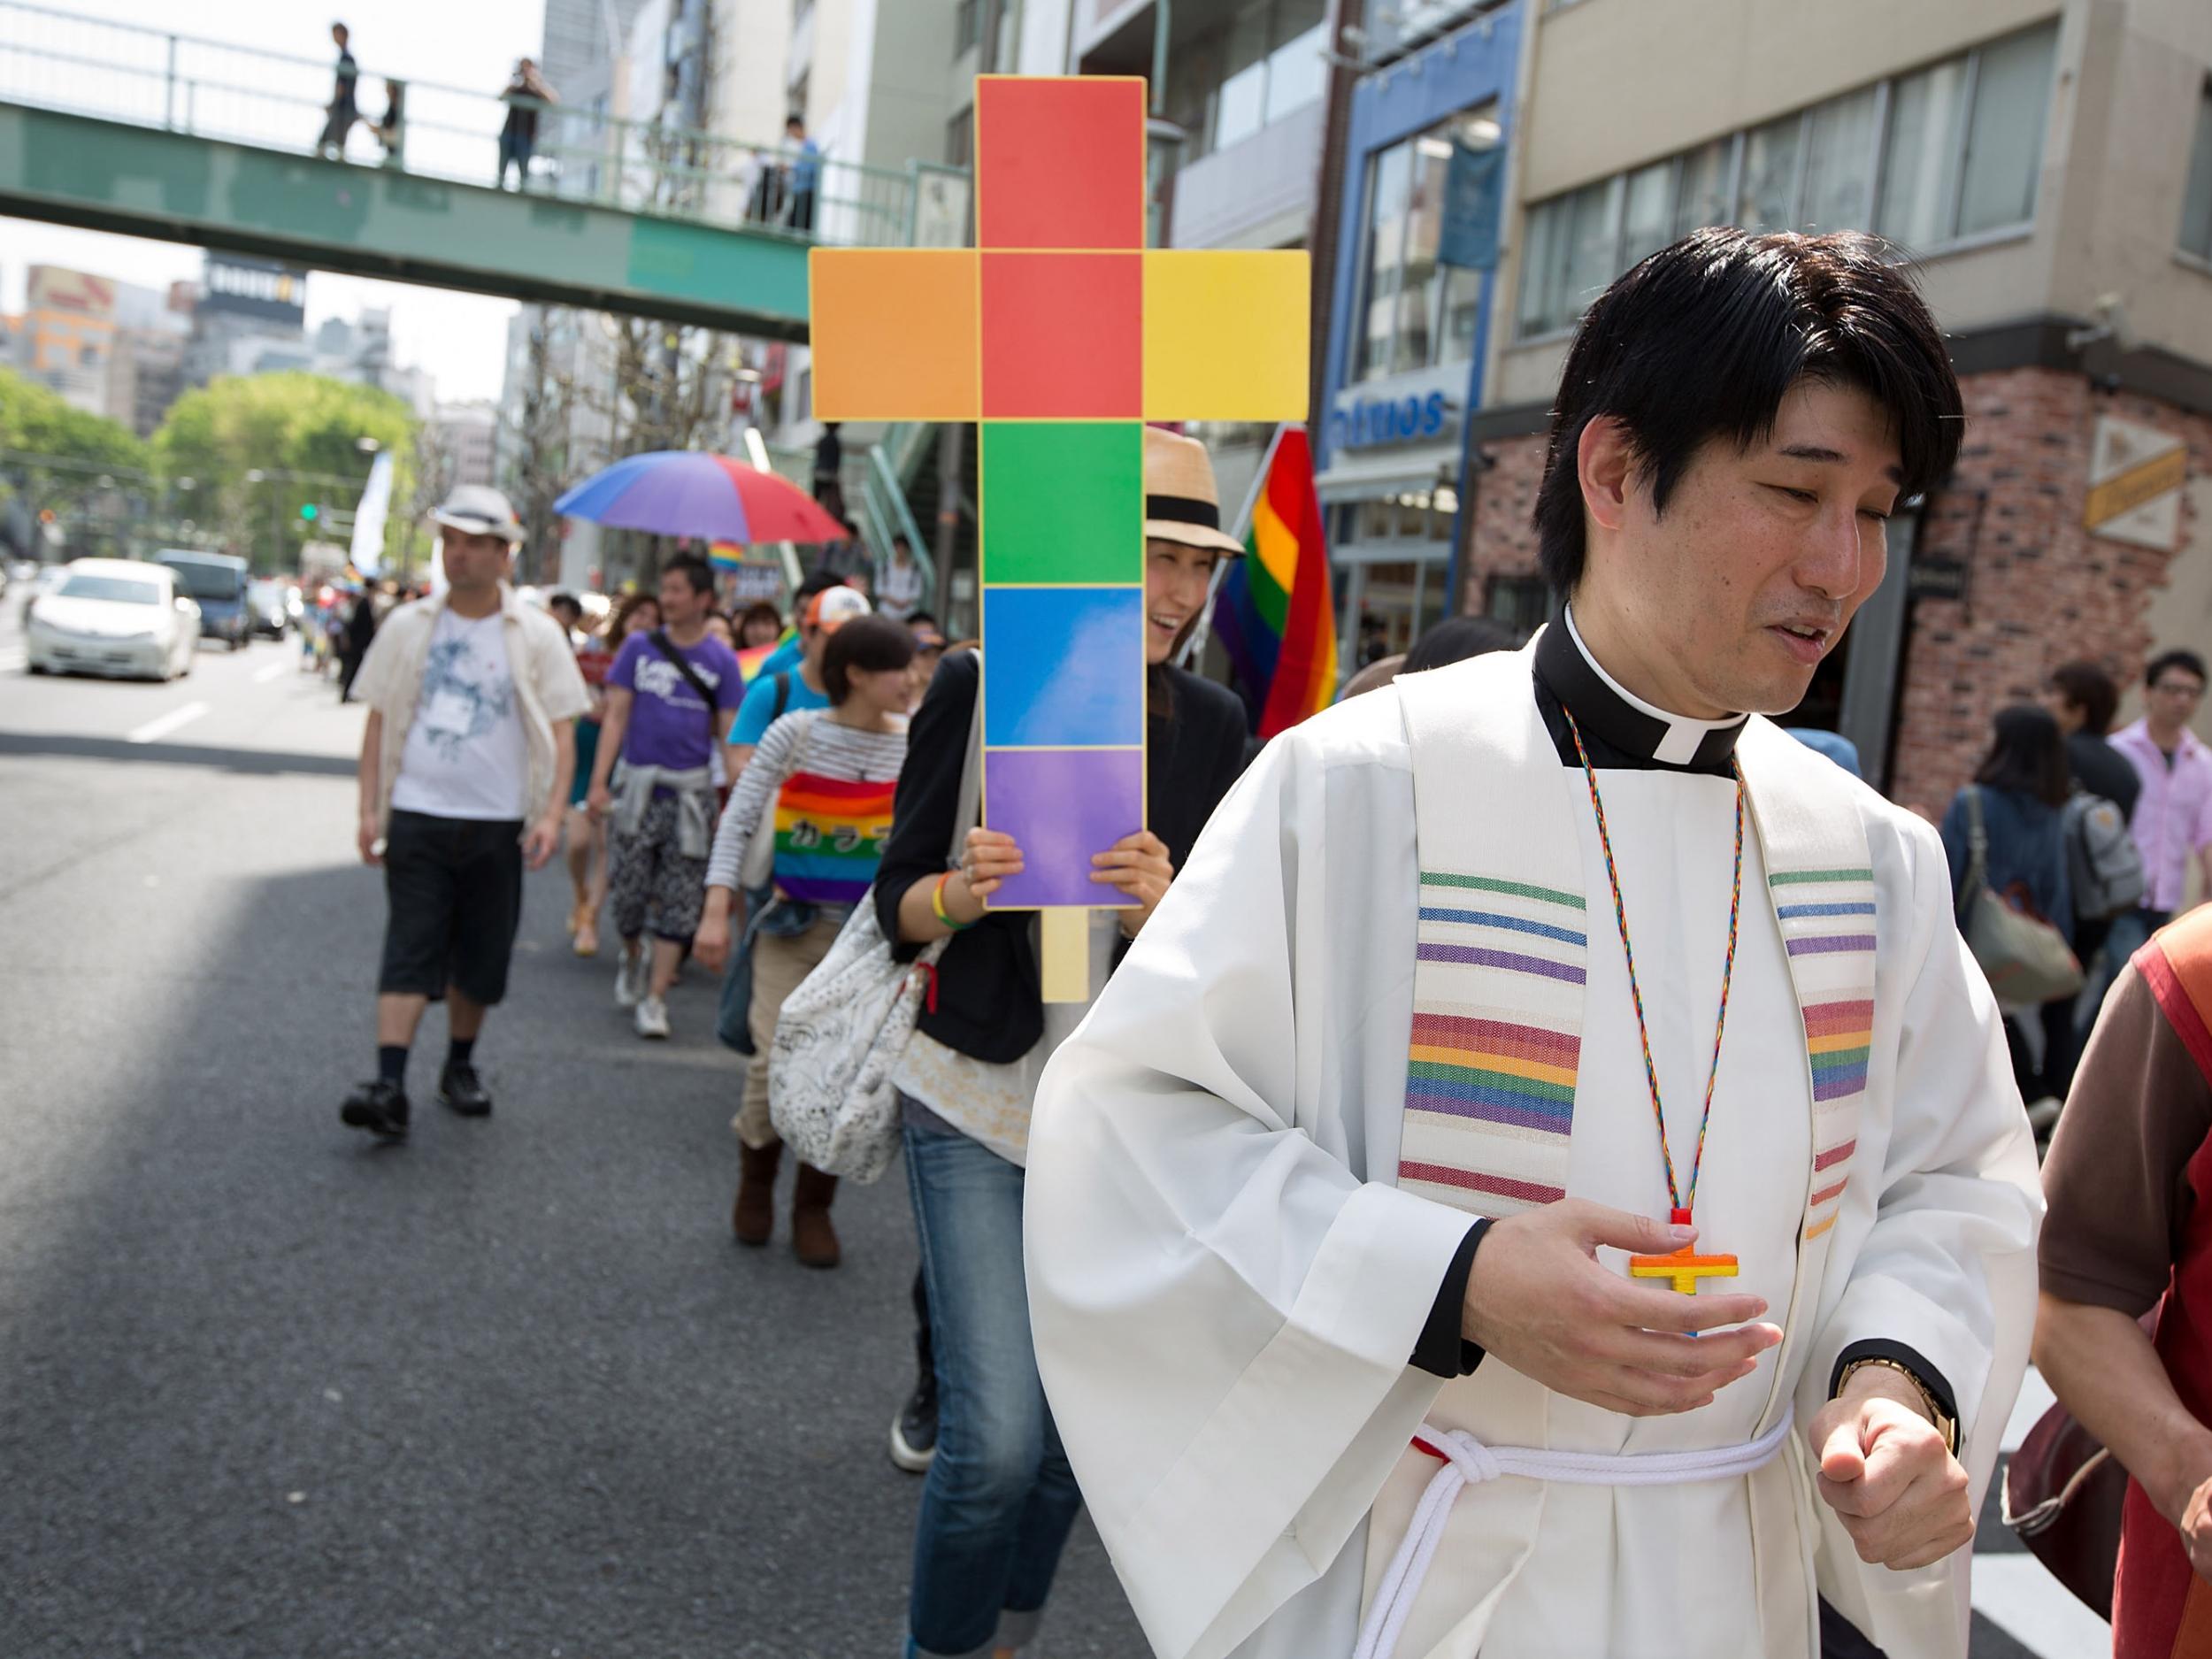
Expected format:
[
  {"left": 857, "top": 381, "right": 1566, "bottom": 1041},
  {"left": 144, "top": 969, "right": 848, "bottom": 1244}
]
[{"left": 317, "top": 22, "right": 358, "bottom": 159}]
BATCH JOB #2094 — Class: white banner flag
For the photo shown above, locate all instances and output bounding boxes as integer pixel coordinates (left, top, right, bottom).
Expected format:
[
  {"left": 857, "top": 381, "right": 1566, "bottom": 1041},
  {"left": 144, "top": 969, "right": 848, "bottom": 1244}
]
[{"left": 349, "top": 451, "right": 394, "bottom": 578}]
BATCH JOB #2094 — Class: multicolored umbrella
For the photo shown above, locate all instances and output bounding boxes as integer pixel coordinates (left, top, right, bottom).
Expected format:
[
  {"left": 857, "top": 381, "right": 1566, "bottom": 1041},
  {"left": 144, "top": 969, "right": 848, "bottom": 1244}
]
[{"left": 554, "top": 449, "right": 849, "bottom": 545}]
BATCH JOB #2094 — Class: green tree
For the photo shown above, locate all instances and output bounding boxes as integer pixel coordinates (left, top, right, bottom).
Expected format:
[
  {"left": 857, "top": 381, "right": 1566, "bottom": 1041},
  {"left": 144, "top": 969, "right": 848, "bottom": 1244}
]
[
  {"left": 0, "top": 367, "right": 153, "bottom": 560},
  {"left": 154, "top": 373, "right": 416, "bottom": 573}
]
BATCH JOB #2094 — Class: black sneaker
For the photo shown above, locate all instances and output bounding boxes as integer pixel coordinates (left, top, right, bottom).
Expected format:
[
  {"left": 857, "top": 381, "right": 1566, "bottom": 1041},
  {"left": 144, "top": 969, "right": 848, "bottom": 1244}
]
[
  {"left": 888, "top": 1371, "right": 938, "bottom": 1474},
  {"left": 340, "top": 1079, "right": 410, "bottom": 1141},
  {"left": 438, "top": 1062, "right": 493, "bottom": 1118}
]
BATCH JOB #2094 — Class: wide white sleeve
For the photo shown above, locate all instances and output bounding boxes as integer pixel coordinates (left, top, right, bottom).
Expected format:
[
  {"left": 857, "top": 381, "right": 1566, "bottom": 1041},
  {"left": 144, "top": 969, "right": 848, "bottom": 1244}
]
[
  {"left": 1798, "top": 808, "right": 2042, "bottom": 1652},
  {"left": 1025, "top": 727, "right": 1476, "bottom": 1659}
]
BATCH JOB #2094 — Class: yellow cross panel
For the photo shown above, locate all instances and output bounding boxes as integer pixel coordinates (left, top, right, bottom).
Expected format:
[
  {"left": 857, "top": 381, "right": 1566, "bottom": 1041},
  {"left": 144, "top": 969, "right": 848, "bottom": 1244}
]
[
  {"left": 805, "top": 247, "right": 1307, "bottom": 423},
  {"left": 1628, "top": 1248, "right": 1740, "bottom": 1296}
]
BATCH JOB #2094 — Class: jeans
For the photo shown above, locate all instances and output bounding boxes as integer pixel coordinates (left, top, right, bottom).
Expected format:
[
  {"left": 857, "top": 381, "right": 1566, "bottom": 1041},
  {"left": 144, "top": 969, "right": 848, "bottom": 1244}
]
[
  {"left": 902, "top": 1114, "right": 1082, "bottom": 1658},
  {"left": 498, "top": 129, "right": 535, "bottom": 188},
  {"left": 2102, "top": 906, "right": 2170, "bottom": 980}
]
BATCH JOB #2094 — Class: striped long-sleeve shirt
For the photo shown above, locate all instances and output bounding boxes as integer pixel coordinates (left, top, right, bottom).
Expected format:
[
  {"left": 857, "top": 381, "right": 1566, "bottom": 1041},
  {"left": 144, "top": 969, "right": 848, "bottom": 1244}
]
[{"left": 705, "top": 710, "right": 910, "bottom": 897}]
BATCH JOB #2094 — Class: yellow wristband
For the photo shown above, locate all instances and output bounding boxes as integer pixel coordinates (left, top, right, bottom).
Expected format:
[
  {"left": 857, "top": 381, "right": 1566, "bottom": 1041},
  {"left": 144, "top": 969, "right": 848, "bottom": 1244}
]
[{"left": 933, "top": 871, "right": 978, "bottom": 931}]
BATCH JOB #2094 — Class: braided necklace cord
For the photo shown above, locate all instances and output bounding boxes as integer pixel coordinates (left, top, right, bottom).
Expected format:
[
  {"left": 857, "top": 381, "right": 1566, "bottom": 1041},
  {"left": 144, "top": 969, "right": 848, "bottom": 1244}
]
[{"left": 1563, "top": 708, "right": 1745, "bottom": 1220}]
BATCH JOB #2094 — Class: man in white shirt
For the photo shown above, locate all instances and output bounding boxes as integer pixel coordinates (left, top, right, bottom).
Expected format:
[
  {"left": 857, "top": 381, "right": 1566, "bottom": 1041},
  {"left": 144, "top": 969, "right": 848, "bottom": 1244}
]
[{"left": 341, "top": 486, "right": 590, "bottom": 1141}]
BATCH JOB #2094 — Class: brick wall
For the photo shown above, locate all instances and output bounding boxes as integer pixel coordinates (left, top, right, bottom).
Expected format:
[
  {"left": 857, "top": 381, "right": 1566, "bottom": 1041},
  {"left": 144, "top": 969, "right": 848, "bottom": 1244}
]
[
  {"left": 1459, "top": 430, "right": 1548, "bottom": 611},
  {"left": 1453, "top": 371, "right": 2211, "bottom": 812},
  {"left": 1889, "top": 369, "right": 2210, "bottom": 812}
]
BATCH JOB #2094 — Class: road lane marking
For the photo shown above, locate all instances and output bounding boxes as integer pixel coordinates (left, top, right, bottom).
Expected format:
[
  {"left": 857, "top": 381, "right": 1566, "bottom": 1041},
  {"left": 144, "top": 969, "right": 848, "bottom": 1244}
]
[
  {"left": 253, "top": 661, "right": 288, "bottom": 683},
  {"left": 127, "top": 701, "right": 211, "bottom": 744}
]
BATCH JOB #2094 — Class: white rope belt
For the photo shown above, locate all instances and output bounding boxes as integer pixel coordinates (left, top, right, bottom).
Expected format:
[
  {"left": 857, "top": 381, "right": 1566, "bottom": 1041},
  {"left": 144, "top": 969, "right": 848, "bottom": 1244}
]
[{"left": 1351, "top": 1407, "right": 1796, "bottom": 1659}]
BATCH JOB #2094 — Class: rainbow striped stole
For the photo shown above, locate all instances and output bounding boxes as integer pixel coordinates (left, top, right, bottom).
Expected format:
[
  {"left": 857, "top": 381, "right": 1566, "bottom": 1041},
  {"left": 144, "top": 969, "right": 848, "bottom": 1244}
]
[
  {"left": 1396, "top": 645, "right": 1877, "bottom": 1243},
  {"left": 772, "top": 770, "right": 897, "bottom": 905},
  {"left": 1734, "top": 717, "right": 1878, "bottom": 1240},
  {"left": 1398, "top": 651, "right": 1591, "bottom": 1217}
]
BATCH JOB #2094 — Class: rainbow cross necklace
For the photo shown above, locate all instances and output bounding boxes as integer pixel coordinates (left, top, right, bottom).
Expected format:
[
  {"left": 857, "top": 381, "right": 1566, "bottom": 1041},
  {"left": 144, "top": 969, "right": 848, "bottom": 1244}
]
[{"left": 1563, "top": 708, "right": 1746, "bottom": 1297}]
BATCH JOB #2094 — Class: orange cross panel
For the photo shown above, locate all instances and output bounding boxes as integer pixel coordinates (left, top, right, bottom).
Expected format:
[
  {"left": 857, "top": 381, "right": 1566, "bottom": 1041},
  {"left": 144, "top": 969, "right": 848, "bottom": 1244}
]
[
  {"left": 980, "top": 252, "right": 1142, "bottom": 419},
  {"left": 808, "top": 248, "right": 979, "bottom": 421},
  {"left": 976, "top": 75, "right": 1147, "bottom": 251}
]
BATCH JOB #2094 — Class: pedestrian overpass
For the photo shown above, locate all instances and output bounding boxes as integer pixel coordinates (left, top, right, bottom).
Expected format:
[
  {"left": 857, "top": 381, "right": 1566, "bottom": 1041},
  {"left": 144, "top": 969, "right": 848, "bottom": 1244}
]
[{"left": 0, "top": 3, "right": 970, "bottom": 338}]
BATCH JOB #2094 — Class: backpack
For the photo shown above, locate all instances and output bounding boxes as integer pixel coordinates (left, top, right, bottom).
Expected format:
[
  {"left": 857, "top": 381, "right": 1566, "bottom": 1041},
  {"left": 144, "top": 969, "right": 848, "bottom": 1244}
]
[{"left": 2062, "top": 790, "right": 2146, "bottom": 922}]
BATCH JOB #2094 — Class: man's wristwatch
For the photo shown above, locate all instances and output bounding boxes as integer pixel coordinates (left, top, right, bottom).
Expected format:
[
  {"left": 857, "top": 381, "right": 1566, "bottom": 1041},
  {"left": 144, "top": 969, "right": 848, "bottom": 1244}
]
[{"left": 1836, "top": 1356, "right": 1958, "bottom": 1455}]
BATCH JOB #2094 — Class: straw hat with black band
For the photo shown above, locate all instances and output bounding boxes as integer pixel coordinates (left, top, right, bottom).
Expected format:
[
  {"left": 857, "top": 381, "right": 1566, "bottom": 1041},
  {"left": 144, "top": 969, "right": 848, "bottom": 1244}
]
[{"left": 1143, "top": 427, "right": 1246, "bottom": 557}]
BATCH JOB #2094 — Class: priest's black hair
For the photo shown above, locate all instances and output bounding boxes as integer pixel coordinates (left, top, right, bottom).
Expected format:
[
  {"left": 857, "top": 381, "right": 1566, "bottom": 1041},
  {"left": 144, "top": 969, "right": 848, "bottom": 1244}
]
[{"left": 1532, "top": 227, "right": 1962, "bottom": 595}]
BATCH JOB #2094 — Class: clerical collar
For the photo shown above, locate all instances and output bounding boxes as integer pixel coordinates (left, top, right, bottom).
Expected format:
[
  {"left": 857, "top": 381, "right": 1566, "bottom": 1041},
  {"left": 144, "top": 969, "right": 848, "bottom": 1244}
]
[{"left": 1532, "top": 609, "right": 1747, "bottom": 774}]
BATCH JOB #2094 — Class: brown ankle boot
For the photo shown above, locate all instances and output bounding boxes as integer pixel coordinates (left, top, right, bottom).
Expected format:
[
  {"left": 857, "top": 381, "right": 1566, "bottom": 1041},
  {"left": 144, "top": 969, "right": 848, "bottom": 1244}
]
[
  {"left": 790, "top": 1163, "right": 841, "bottom": 1269},
  {"left": 733, "top": 1141, "right": 782, "bottom": 1247}
]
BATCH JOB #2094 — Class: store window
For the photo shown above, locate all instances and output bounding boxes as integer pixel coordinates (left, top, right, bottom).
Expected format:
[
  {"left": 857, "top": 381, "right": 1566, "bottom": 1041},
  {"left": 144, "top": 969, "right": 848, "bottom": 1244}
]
[
  {"left": 1357, "top": 106, "right": 1499, "bottom": 379},
  {"left": 1332, "top": 489, "right": 1456, "bottom": 666},
  {"left": 2184, "top": 81, "right": 2212, "bottom": 261},
  {"left": 1517, "top": 22, "right": 2057, "bottom": 340},
  {"left": 1478, "top": 573, "right": 1546, "bottom": 638}
]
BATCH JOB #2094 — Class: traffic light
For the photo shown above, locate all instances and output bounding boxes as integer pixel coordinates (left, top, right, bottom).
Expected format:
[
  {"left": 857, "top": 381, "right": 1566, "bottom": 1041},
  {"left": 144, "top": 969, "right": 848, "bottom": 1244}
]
[{"left": 300, "top": 502, "right": 319, "bottom": 521}]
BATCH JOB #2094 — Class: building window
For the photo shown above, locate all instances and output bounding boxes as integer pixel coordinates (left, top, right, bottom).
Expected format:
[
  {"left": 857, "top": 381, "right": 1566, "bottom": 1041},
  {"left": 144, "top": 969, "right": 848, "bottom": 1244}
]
[
  {"left": 953, "top": 0, "right": 979, "bottom": 58},
  {"left": 1952, "top": 25, "right": 2058, "bottom": 236},
  {"left": 1517, "top": 21, "right": 2057, "bottom": 341},
  {"left": 1358, "top": 108, "right": 1498, "bottom": 380},
  {"left": 947, "top": 104, "right": 973, "bottom": 168},
  {"left": 1164, "top": 0, "right": 1328, "bottom": 165},
  {"left": 2184, "top": 81, "right": 2212, "bottom": 260}
]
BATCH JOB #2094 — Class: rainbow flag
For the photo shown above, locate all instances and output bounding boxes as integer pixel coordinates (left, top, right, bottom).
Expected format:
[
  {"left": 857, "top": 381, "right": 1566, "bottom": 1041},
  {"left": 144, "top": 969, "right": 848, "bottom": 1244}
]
[
  {"left": 1211, "top": 426, "right": 1337, "bottom": 739},
  {"left": 772, "top": 771, "right": 898, "bottom": 904},
  {"left": 735, "top": 641, "right": 779, "bottom": 684}
]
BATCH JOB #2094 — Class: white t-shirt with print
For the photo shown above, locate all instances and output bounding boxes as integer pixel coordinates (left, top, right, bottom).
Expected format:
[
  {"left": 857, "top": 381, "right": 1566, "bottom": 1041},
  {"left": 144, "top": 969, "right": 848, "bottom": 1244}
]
[{"left": 390, "top": 607, "right": 528, "bottom": 820}]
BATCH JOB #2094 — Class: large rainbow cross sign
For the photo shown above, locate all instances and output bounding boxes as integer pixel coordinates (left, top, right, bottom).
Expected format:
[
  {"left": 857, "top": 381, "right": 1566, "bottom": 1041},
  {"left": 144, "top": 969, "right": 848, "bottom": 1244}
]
[{"left": 810, "top": 75, "right": 1307, "bottom": 1000}]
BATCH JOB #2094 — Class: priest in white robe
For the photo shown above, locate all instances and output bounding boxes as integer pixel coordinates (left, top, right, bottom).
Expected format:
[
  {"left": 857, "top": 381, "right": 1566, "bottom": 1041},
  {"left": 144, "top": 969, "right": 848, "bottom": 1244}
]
[{"left": 1024, "top": 227, "right": 2041, "bottom": 1659}]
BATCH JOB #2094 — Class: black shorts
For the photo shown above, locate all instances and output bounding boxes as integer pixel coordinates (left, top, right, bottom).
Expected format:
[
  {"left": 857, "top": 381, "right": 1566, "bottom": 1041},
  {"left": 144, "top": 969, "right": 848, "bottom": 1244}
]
[{"left": 378, "top": 810, "right": 526, "bottom": 1005}]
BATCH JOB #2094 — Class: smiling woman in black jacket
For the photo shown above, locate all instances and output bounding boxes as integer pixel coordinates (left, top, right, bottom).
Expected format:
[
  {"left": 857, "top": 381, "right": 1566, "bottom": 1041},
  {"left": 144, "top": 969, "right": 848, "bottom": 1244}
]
[{"left": 872, "top": 429, "right": 1251, "bottom": 1659}]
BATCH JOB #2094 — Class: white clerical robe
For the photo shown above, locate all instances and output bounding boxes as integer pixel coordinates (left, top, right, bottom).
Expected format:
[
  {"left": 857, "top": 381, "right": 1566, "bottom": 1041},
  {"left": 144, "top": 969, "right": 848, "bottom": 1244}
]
[{"left": 1025, "top": 646, "right": 2041, "bottom": 1659}]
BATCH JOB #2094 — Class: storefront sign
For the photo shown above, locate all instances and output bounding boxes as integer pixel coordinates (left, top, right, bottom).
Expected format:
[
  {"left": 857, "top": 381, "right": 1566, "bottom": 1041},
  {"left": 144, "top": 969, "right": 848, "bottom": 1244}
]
[
  {"left": 1332, "top": 389, "right": 1455, "bottom": 451},
  {"left": 200, "top": 256, "right": 308, "bottom": 326},
  {"left": 2085, "top": 415, "right": 2186, "bottom": 551},
  {"left": 1907, "top": 557, "right": 1969, "bottom": 602}
]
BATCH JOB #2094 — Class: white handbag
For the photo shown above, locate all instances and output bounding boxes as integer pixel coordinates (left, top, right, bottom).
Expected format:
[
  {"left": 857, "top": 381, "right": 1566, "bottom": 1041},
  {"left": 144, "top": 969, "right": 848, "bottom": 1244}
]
[{"left": 766, "top": 688, "right": 981, "bottom": 1182}]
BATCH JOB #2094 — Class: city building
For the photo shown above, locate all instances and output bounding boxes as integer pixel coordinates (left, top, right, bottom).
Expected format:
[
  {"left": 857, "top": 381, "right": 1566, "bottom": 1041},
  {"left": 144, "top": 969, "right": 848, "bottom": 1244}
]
[
  {"left": 432, "top": 401, "right": 499, "bottom": 492},
  {"left": 12, "top": 265, "right": 193, "bottom": 434},
  {"left": 1317, "top": 0, "right": 2212, "bottom": 802},
  {"left": 182, "top": 254, "right": 311, "bottom": 389},
  {"left": 1065, "top": 0, "right": 1334, "bottom": 514}
]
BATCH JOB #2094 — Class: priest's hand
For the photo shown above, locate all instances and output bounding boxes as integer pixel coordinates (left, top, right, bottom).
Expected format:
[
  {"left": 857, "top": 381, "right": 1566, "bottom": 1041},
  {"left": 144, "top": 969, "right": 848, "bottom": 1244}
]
[
  {"left": 1812, "top": 1369, "right": 1972, "bottom": 1570},
  {"left": 1461, "top": 1201, "right": 1780, "bottom": 1417}
]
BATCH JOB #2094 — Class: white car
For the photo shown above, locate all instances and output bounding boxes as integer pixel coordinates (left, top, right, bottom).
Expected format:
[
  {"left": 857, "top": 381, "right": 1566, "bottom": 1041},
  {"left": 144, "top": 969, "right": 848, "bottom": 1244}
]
[{"left": 26, "top": 558, "right": 201, "bottom": 681}]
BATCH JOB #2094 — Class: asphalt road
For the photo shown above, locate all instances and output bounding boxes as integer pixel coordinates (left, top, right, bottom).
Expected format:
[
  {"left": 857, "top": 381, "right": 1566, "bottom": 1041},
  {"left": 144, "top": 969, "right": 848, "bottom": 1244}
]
[
  {"left": 0, "top": 605, "right": 2108, "bottom": 1659},
  {"left": 0, "top": 619, "right": 1145, "bottom": 1659}
]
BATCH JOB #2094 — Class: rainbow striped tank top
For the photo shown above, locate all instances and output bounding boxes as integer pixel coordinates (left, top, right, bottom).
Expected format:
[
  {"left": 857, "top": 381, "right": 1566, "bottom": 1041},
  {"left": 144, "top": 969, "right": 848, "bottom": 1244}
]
[{"left": 772, "top": 771, "right": 898, "bottom": 905}]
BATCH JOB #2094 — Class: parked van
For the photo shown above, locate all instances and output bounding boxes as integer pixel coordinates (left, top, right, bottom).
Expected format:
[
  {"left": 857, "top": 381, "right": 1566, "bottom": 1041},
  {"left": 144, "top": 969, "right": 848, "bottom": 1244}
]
[{"left": 155, "top": 550, "right": 253, "bottom": 650}]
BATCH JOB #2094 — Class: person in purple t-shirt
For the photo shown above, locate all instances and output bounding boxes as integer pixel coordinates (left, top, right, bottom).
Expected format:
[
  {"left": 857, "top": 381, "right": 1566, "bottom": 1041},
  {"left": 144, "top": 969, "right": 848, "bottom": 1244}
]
[{"left": 586, "top": 555, "right": 746, "bottom": 1040}]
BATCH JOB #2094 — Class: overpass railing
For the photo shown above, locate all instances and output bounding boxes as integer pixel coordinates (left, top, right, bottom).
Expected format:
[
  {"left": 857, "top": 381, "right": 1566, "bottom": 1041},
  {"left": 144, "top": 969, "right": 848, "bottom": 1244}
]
[{"left": 0, "top": 0, "right": 971, "bottom": 248}]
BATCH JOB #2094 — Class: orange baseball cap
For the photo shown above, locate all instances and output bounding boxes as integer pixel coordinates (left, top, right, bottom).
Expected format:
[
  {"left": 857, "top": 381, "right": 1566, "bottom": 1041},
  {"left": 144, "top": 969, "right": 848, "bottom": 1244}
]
[{"left": 805, "top": 584, "right": 872, "bottom": 633}]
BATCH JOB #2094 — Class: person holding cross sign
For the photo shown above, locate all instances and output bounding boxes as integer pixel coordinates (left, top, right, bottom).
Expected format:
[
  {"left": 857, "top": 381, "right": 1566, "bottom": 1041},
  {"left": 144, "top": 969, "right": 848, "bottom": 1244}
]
[{"left": 809, "top": 74, "right": 1297, "bottom": 1655}]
